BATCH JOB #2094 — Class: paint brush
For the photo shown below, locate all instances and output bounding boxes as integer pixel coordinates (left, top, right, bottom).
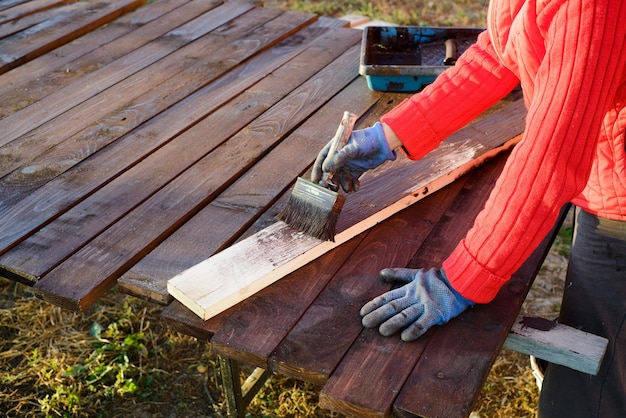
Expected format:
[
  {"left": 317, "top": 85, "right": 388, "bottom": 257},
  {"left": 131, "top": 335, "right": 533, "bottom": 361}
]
[{"left": 277, "top": 111, "right": 358, "bottom": 241}]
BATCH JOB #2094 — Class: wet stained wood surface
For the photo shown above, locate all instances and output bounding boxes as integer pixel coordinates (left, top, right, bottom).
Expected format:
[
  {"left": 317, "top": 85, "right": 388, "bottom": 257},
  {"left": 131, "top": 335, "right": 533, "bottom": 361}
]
[{"left": 0, "top": 1, "right": 562, "bottom": 417}]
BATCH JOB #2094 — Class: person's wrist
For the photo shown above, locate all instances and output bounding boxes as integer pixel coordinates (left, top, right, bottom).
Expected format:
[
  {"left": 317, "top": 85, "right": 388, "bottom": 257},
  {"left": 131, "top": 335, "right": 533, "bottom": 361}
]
[
  {"left": 381, "top": 122, "right": 403, "bottom": 151},
  {"left": 371, "top": 123, "right": 396, "bottom": 162}
]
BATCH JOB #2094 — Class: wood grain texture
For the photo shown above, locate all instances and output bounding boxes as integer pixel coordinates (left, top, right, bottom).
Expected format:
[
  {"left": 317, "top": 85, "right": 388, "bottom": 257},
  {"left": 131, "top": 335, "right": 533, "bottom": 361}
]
[
  {"left": 504, "top": 315, "right": 608, "bottom": 375},
  {"left": 167, "top": 100, "right": 526, "bottom": 321},
  {"left": 32, "top": 37, "right": 364, "bottom": 311},
  {"left": 0, "top": 0, "right": 147, "bottom": 74}
]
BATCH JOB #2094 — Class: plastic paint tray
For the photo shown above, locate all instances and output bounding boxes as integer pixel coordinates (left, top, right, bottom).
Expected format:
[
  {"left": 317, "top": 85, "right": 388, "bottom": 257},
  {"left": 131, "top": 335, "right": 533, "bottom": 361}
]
[{"left": 359, "top": 26, "right": 484, "bottom": 92}]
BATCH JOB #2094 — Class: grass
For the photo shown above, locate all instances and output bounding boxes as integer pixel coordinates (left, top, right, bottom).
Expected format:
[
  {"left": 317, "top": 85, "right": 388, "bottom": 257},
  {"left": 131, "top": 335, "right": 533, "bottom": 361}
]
[{"left": 0, "top": 0, "right": 570, "bottom": 417}]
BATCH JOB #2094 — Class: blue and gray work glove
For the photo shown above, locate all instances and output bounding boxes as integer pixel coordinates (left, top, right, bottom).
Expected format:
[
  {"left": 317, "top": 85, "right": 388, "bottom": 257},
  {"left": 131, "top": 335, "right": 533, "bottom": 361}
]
[
  {"left": 311, "top": 122, "right": 396, "bottom": 193},
  {"left": 360, "top": 267, "right": 474, "bottom": 341}
]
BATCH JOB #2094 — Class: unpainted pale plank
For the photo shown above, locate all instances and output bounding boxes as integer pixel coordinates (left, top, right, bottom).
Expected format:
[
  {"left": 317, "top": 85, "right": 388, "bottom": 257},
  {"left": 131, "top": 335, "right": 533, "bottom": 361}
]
[
  {"left": 0, "top": 0, "right": 218, "bottom": 118},
  {"left": 0, "top": 0, "right": 147, "bottom": 74},
  {"left": 503, "top": 315, "right": 608, "bottom": 375},
  {"left": 32, "top": 41, "right": 364, "bottom": 311},
  {"left": 0, "top": 10, "right": 322, "bottom": 276},
  {"left": 167, "top": 100, "right": 526, "bottom": 321}
]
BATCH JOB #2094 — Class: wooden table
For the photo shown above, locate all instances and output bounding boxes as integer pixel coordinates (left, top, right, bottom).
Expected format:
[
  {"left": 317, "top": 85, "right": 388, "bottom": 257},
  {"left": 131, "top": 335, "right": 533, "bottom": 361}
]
[{"left": 0, "top": 1, "right": 565, "bottom": 417}]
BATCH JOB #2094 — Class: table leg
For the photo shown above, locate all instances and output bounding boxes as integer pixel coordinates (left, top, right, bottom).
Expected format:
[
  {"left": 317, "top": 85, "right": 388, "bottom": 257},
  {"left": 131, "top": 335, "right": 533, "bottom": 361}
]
[{"left": 218, "top": 355, "right": 272, "bottom": 417}]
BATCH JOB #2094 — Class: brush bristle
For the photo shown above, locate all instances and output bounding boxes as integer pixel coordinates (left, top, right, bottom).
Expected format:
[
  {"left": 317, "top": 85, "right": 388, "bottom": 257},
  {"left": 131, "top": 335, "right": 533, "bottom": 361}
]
[{"left": 277, "top": 178, "right": 345, "bottom": 241}]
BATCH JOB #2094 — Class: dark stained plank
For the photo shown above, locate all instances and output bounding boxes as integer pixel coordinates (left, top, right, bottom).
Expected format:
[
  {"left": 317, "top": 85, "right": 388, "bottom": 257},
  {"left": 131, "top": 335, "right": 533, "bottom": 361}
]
[
  {"left": 32, "top": 40, "right": 364, "bottom": 311},
  {"left": 0, "top": 0, "right": 84, "bottom": 40},
  {"left": 392, "top": 205, "right": 569, "bottom": 418},
  {"left": 316, "top": 154, "right": 508, "bottom": 417},
  {"left": 0, "top": 4, "right": 292, "bottom": 254},
  {"left": 2, "top": 20, "right": 355, "bottom": 285},
  {"left": 0, "top": 0, "right": 218, "bottom": 118},
  {"left": 0, "top": 0, "right": 256, "bottom": 148},
  {"left": 0, "top": 0, "right": 147, "bottom": 74},
  {"left": 0, "top": 0, "right": 31, "bottom": 12}
]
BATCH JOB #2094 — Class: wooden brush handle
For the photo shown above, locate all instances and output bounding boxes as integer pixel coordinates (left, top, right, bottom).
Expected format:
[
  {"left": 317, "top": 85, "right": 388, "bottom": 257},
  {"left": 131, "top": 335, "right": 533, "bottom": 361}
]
[{"left": 321, "top": 111, "right": 358, "bottom": 190}]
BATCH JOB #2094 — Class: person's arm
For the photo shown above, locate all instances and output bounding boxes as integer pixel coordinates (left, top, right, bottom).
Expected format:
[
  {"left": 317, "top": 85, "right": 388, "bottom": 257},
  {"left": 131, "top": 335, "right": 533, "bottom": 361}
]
[
  {"left": 445, "top": 0, "right": 626, "bottom": 303},
  {"left": 381, "top": 30, "right": 521, "bottom": 158}
]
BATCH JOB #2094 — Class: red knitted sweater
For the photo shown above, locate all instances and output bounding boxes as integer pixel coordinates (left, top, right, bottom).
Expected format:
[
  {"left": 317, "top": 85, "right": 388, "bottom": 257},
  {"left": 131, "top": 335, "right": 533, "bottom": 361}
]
[{"left": 380, "top": 0, "right": 626, "bottom": 303}]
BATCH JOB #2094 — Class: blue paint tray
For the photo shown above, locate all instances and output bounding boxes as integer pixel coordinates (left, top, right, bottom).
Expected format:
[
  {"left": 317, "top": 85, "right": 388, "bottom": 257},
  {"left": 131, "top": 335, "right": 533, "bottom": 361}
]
[{"left": 359, "top": 26, "right": 484, "bottom": 92}]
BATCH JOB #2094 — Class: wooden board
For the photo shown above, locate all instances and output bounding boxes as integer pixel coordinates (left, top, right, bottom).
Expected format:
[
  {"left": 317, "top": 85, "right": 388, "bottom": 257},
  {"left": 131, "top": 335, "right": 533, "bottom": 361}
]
[
  {"left": 167, "top": 99, "right": 527, "bottom": 320},
  {"left": 503, "top": 315, "right": 608, "bottom": 376},
  {"left": 0, "top": 0, "right": 147, "bottom": 74}
]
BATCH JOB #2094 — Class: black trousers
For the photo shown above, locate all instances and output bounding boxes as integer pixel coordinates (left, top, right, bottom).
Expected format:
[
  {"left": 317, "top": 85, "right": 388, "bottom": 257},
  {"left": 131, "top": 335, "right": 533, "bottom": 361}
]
[{"left": 538, "top": 207, "right": 626, "bottom": 418}]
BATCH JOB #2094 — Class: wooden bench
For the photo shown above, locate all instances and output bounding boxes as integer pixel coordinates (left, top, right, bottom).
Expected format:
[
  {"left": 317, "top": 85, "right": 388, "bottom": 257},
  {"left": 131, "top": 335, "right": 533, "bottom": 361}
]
[{"left": 0, "top": 1, "right": 607, "bottom": 417}]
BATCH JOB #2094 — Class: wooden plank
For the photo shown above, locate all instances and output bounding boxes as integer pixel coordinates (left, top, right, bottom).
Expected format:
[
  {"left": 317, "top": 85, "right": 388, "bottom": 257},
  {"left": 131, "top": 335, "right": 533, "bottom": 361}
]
[
  {"left": 167, "top": 99, "right": 526, "bottom": 321},
  {"left": 0, "top": 0, "right": 147, "bottom": 74},
  {"left": 503, "top": 315, "right": 608, "bottom": 376},
  {"left": 0, "top": 0, "right": 71, "bottom": 25},
  {"left": 316, "top": 155, "right": 507, "bottom": 417},
  {"left": 391, "top": 206, "right": 569, "bottom": 418},
  {"left": 0, "top": 5, "right": 283, "bottom": 253},
  {"left": 0, "top": 0, "right": 31, "bottom": 13},
  {"left": 0, "top": 0, "right": 255, "bottom": 149},
  {"left": 0, "top": 10, "right": 323, "bottom": 275},
  {"left": 32, "top": 39, "right": 364, "bottom": 311},
  {"left": 0, "top": 0, "right": 217, "bottom": 118},
  {"left": 0, "top": 0, "right": 83, "bottom": 40}
]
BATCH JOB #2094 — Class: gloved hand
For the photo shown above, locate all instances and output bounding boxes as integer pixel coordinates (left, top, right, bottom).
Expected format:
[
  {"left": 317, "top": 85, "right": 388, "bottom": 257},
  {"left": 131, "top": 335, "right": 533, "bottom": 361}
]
[
  {"left": 360, "top": 267, "right": 474, "bottom": 341},
  {"left": 311, "top": 122, "right": 396, "bottom": 193}
]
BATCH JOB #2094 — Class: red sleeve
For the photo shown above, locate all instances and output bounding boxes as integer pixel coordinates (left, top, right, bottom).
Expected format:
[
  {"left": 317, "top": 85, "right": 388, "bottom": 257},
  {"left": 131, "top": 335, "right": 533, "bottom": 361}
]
[
  {"left": 444, "top": 0, "right": 626, "bottom": 303},
  {"left": 380, "top": 30, "right": 520, "bottom": 160}
]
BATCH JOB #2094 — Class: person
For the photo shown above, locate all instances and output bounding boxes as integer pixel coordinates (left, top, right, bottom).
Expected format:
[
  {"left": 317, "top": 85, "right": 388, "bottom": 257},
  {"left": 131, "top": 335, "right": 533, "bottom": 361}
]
[{"left": 312, "top": 0, "right": 626, "bottom": 416}]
